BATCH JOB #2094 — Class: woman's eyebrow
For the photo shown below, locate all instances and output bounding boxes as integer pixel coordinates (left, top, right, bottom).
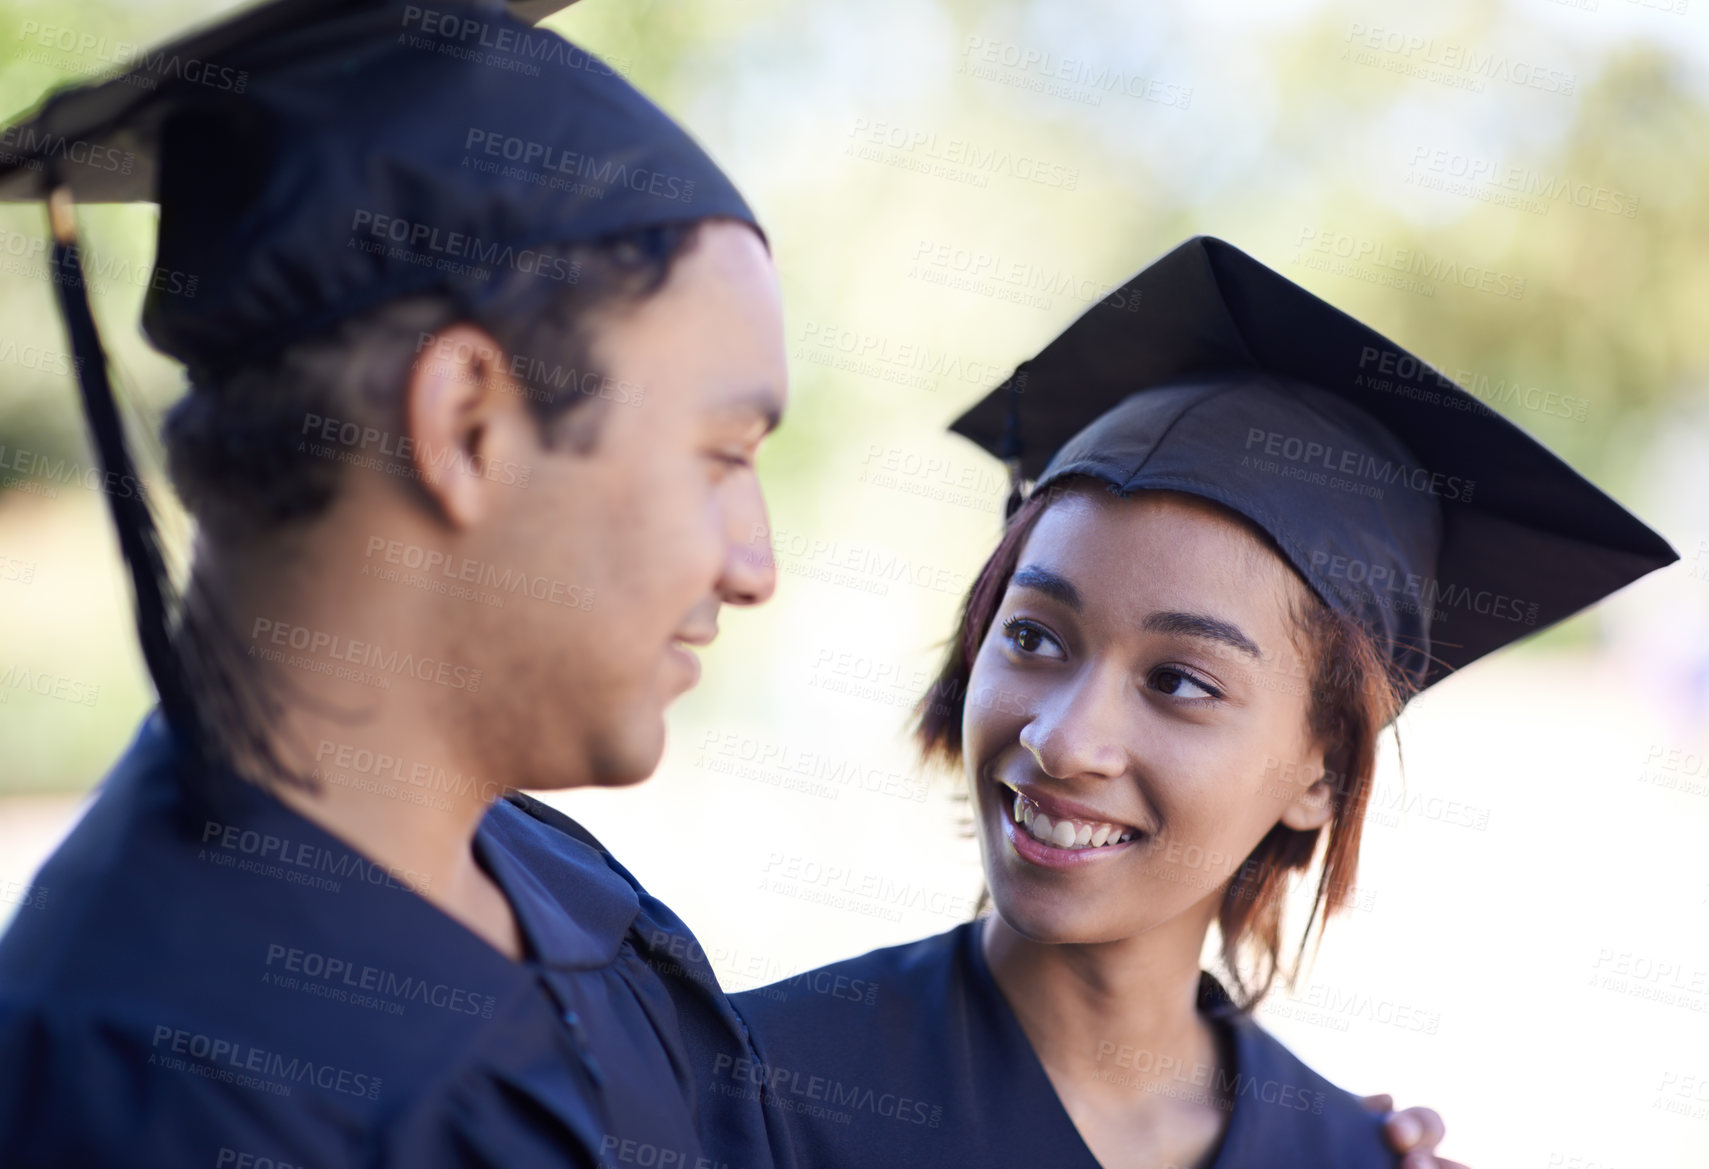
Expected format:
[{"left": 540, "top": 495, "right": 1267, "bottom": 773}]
[
  {"left": 1010, "top": 565, "right": 1081, "bottom": 609},
  {"left": 1143, "top": 610, "right": 1262, "bottom": 659},
  {"left": 1010, "top": 566, "right": 1262, "bottom": 660}
]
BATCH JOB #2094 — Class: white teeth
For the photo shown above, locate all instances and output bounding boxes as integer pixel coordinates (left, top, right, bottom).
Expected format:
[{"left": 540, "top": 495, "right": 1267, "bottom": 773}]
[{"left": 1009, "top": 788, "right": 1136, "bottom": 852}]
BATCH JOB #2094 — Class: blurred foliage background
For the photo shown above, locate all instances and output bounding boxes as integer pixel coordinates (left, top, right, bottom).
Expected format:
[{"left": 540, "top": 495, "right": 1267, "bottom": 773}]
[
  {"left": 1, "top": 0, "right": 1706, "bottom": 788},
  {"left": 2, "top": 1, "right": 1709, "bottom": 1165}
]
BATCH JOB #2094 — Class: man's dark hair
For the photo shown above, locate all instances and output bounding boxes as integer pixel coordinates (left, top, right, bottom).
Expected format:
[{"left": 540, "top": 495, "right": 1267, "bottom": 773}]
[
  {"left": 158, "top": 221, "right": 708, "bottom": 799},
  {"left": 164, "top": 221, "right": 704, "bottom": 539}
]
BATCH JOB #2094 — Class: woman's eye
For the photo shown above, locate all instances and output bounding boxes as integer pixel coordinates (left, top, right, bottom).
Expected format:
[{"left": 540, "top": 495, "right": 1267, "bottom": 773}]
[
  {"left": 1001, "top": 617, "right": 1065, "bottom": 660},
  {"left": 1151, "top": 668, "right": 1220, "bottom": 701}
]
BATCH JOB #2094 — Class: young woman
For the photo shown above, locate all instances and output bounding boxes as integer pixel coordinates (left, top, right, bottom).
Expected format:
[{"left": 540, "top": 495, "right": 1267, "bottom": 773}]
[{"left": 729, "top": 237, "right": 1675, "bottom": 1168}]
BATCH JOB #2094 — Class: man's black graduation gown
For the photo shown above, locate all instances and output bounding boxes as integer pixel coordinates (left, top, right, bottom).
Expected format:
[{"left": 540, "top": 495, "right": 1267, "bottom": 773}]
[
  {"left": 732, "top": 920, "right": 1392, "bottom": 1169},
  {"left": 0, "top": 716, "right": 785, "bottom": 1169}
]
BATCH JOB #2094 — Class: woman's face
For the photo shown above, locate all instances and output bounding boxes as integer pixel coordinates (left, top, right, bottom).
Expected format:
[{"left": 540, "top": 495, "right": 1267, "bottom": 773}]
[{"left": 963, "top": 487, "right": 1334, "bottom": 946}]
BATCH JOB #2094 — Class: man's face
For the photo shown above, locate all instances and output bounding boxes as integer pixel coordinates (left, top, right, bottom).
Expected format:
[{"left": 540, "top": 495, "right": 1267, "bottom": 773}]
[{"left": 460, "top": 221, "right": 786, "bottom": 789}]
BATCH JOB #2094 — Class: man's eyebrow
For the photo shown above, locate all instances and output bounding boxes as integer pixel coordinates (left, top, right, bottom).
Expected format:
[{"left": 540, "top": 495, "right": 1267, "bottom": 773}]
[
  {"left": 1010, "top": 565, "right": 1081, "bottom": 610},
  {"left": 1142, "top": 610, "right": 1262, "bottom": 660},
  {"left": 706, "top": 388, "right": 784, "bottom": 436}
]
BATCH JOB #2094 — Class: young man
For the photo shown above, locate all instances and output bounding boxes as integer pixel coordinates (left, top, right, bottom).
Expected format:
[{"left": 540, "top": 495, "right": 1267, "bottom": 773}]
[
  {"left": 0, "top": 2, "right": 787, "bottom": 1166},
  {"left": 0, "top": 1, "right": 1459, "bottom": 1166}
]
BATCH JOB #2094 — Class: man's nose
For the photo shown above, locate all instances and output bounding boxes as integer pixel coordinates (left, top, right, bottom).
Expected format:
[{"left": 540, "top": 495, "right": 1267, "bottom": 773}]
[{"left": 720, "top": 485, "right": 777, "bottom": 606}]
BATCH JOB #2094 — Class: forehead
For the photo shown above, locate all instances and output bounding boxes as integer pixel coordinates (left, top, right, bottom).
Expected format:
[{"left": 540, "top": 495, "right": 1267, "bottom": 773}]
[
  {"left": 1016, "top": 488, "right": 1304, "bottom": 640},
  {"left": 595, "top": 222, "right": 787, "bottom": 427}
]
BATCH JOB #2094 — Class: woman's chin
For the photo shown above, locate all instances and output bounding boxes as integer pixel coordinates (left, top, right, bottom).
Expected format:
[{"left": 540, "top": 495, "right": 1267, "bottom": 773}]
[{"left": 989, "top": 891, "right": 1109, "bottom": 947}]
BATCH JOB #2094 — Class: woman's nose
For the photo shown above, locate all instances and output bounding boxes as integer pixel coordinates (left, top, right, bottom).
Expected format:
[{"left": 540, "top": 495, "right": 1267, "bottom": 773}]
[{"left": 1017, "top": 668, "right": 1130, "bottom": 782}]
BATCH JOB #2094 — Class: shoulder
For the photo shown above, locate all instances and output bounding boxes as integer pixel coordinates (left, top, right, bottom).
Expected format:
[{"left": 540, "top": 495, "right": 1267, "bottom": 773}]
[
  {"left": 1214, "top": 1010, "right": 1392, "bottom": 1168},
  {"left": 734, "top": 922, "right": 974, "bottom": 1059},
  {"left": 0, "top": 719, "right": 190, "bottom": 998}
]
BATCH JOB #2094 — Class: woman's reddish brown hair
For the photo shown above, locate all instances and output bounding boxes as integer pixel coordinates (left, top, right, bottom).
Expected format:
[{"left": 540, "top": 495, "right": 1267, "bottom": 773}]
[{"left": 915, "top": 478, "right": 1412, "bottom": 1011}]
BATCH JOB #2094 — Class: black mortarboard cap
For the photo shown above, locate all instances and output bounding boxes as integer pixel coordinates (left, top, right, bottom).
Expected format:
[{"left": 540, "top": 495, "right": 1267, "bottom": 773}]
[
  {"left": 951, "top": 236, "right": 1676, "bottom": 692},
  {"left": 0, "top": 0, "right": 760, "bottom": 788}
]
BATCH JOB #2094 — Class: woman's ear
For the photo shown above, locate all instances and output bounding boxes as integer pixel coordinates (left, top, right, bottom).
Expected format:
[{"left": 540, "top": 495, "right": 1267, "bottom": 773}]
[{"left": 1279, "top": 744, "right": 1336, "bottom": 832}]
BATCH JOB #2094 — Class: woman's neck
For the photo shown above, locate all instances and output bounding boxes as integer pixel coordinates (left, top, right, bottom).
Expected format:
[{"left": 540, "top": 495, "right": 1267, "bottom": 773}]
[{"left": 981, "top": 910, "right": 1230, "bottom": 1168}]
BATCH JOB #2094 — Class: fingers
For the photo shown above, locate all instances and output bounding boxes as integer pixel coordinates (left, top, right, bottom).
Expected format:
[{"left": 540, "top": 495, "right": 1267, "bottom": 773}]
[
  {"left": 1400, "top": 1155, "right": 1469, "bottom": 1169},
  {"left": 1361, "top": 1093, "right": 1395, "bottom": 1114},
  {"left": 1384, "top": 1105, "right": 1448, "bottom": 1167}
]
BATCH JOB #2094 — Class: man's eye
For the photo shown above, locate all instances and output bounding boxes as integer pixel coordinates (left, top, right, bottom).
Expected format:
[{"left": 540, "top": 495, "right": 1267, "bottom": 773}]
[{"left": 1000, "top": 617, "right": 1065, "bottom": 660}]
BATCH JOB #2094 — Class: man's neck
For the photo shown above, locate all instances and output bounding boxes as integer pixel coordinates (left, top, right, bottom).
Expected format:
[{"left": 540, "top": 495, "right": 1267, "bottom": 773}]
[{"left": 203, "top": 527, "right": 529, "bottom": 962}]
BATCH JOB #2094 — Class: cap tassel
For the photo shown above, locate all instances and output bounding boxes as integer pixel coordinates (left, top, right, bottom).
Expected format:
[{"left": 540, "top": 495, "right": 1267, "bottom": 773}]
[{"left": 46, "top": 185, "right": 205, "bottom": 775}]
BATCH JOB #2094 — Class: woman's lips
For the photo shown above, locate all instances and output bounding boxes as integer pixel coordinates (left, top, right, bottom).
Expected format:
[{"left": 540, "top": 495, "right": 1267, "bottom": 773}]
[{"left": 997, "top": 781, "right": 1146, "bottom": 870}]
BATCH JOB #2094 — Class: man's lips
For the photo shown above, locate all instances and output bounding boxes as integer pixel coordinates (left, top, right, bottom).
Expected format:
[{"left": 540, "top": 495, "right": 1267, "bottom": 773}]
[{"left": 666, "top": 632, "right": 712, "bottom": 687}]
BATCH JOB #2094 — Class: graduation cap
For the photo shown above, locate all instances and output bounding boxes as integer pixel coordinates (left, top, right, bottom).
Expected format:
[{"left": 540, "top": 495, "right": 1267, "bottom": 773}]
[
  {"left": 0, "top": 0, "right": 759, "bottom": 781},
  {"left": 951, "top": 236, "right": 1676, "bottom": 691}
]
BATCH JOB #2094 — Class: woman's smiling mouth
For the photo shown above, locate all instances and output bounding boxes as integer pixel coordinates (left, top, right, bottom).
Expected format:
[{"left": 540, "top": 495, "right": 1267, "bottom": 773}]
[{"left": 997, "top": 781, "right": 1147, "bottom": 869}]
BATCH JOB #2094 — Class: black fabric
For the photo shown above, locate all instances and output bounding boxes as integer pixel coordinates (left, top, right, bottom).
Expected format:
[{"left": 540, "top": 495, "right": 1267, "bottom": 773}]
[
  {"left": 0, "top": 0, "right": 758, "bottom": 384},
  {"left": 950, "top": 236, "right": 1675, "bottom": 688},
  {"left": 0, "top": 715, "right": 783, "bottom": 1169},
  {"left": 732, "top": 921, "right": 1392, "bottom": 1169}
]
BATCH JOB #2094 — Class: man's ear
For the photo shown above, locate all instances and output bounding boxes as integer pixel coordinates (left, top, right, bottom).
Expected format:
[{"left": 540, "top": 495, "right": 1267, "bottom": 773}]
[
  {"left": 405, "top": 323, "right": 531, "bottom": 527},
  {"left": 1279, "top": 744, "right": 1336, "bottom": 833}
]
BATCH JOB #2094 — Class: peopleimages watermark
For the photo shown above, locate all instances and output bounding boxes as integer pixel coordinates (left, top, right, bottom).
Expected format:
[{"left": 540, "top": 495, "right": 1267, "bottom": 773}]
[
  {"left": 0, "top": 123, "right": 134, "bottom": 178},
  {"left": 1405, "top": 145, "right": 1639, "bottom": 219},
  {"left": 843, "top": 117, "right": 1079, "bottom": 191},
  {"left": 1309, "top": 549, "right": 1540, "bottom": 627},
  {"left": 314, "top": 739, "right": 511, "bottom": 806},
  {"left": 398, "top": 5, "right": 633, "bottom": 79},
  {"left": 793, "top": 320, "right": 1014, "bottom": 396},
  {"left": 1243, "top": 425, "right": 1475, "bottom": 501},
  {"left": 1356, "top": 344, "right": 1590, "bottom": 423},
  {"left": 1635, "top": 742, "right": 1709, "bottom": 799},
  {"left": 758, "top": 526, "right": 975, "bottom": 601},
  {"left": 15, "top": 19, "right": 249, "bottom": 93},
  {"left": 149, "top": 1025, "right": 379, "bottom": 1100},
  {"left": 298, "top": 411, "right": 533, "bottom": 489},
  {"left": 1293, "top": 227, "right": 1525, "bottom": 300},
  {"left": 1340, "top": 23, "right": 1575, "bottom": 96},
  {"left": 412, "top": 332, "right": 647, "bottom": 409},
  {"left": 958, "top": 36, "right": 1193, "bottom": 110},
  {"left": 909, "top": 238, "right": 1145, "bottom": 313},
  {"left": 0, "top": 554, "right": 36, "bottom": 586},
  {"left": 1091, "top": 1042, "right": 1327, "bottom": 1114},
  {"left": 0, "top": 441, "right": 146, "bottom": 504},
  {"left": 0, "top": 662, "right": 100, "bottom": 708},
  {"left": 215, "top": 1147, "right": 306, "bottom": 1169},
  {"left": 711, "top": 1051, "right": 944, "bottom": 1128},
  {"left": 348, "top": 208, "right": 579, "bottom": 285},
  {"left": 262, "top": 941, "right": 497, "bottom": 1020},
  {"left": 199, "top": 817, "right": 431, "bottom": 895},
  {"left": 361, "top": 537, "right": 595, "bottom": 612},
  {"left": 248, "top": 617, "right": 483, "bottom": 693},
  {"left": 757, "top": 852, "right": 978, "bottom": 924},
  {"left": 463, "top": 128, "right": 697, "bottom": 203},
  {"left": 694, "top": 729, "right": 931, "bottom": 804},
  {"left": 0, "top": 226, "right": 200, "bottom": 301}
]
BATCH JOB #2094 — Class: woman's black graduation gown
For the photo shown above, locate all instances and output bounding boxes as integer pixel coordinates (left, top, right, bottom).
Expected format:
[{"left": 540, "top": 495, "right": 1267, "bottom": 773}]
[
  {"left": 732, "top": 920, "right": 1391, "bottom": 1169},
  {"left": 0, "top": 715, "right": 786, "bottom": 1169}
]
